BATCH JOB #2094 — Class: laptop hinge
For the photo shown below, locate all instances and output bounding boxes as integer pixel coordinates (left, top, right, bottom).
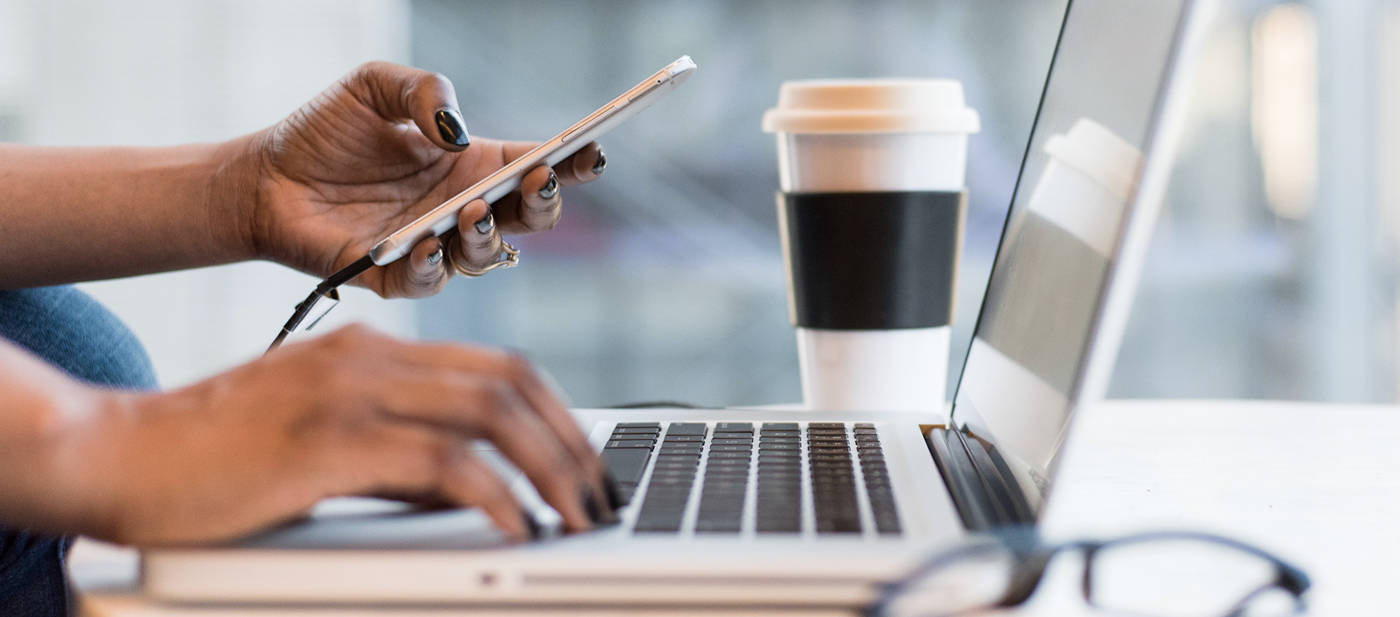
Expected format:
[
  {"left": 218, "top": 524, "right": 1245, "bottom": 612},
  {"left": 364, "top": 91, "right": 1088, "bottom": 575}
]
[{"left": 924, "top": 426, "right": 1034, "bottom": 531}]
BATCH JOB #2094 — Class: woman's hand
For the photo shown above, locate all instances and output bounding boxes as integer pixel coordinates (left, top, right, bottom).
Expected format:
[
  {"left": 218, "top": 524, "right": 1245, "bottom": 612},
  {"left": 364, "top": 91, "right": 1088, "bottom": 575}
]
[
  {"left": 236, "top": 61, "right": 607, "bottom": 298},
  {"left": 12, "top": 325, "right": 615, "bottom": 546}
]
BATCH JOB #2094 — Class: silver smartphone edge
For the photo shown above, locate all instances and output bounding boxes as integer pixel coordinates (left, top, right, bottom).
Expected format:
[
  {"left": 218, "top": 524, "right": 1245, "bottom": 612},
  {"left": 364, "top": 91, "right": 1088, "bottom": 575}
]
[{"left": 368, "top": 55, "right": 697, "bottom": 266}]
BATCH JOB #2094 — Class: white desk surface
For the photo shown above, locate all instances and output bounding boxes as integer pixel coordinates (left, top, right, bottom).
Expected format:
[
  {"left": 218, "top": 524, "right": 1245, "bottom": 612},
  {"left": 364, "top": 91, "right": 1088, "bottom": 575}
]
[{"left": 76, "top": 399, "right": 1400, "bottom": 616}]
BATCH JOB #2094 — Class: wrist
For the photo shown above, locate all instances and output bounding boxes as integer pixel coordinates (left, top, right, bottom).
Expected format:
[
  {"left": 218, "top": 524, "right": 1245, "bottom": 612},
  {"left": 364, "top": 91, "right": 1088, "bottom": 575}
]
[
  {"left": 49, "top": 390, "right": 152, "bottom": 543},
  {"left": 206, "top": 129, "right": 273, "bottom": 262},
  {"left": 0, "top": 378, "right": 133, "bottom": 540}
]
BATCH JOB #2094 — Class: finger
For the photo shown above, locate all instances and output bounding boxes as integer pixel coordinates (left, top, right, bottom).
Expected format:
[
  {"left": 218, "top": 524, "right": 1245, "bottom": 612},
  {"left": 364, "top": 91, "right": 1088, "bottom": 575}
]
[
  {"left": 348, "top": 424, "right": 533, "bottom": 542},
  {"left": 383, "top": 236, "right": 449, "bottom": 299},
  {"left": 485, "top": 351, "right": 607, "bottom": 507},
  {"left": 469, "top": 386, "right": 599, "bottom": 533},
  {"left": 527, "top": 363, "right": 620, "bottom": 510},
  {"left": 390, "top": 345, "right": 610, "bottom": 516},
  {"left": 347, "top": 61, "right": 471, "bottom": 152},
  {"left": 335, "top": 420, "right": 450, "bottom": 497},
  {"left": 452, "top": 198, "right": 503, "bottom": 271},
  {"left": 453, "top": 348, "right": 607, "bottom": 510},
  {"left": 502, "top": 141, "right": 606, "bottom": 186},
  {"left": 437, "top": 451, "right": 536, "bottom": 543},
  {"left": 515, "top": 165, "right": 562, "bottom": 232},
  {"left": 372, "top": 371, "right": 596, "bottom": 533}
]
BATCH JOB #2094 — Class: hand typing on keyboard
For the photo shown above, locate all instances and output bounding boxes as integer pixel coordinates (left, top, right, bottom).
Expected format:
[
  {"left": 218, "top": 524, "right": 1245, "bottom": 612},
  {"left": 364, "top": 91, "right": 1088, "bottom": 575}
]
[{"left": 0, "top": 324, "right": 620, "bottom": 546}]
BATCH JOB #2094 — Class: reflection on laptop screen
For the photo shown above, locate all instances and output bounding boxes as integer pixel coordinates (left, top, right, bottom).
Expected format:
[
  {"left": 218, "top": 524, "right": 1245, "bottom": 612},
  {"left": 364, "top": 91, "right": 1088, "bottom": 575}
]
[{"left": 951, "top": 0, "right": 1190, "bottom": 508}]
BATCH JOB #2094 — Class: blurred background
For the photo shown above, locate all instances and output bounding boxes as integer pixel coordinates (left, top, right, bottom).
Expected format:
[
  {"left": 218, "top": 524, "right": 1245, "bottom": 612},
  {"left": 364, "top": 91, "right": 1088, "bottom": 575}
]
[{"left": 0, "top": 0, "right": 1394, "bottom": 406}]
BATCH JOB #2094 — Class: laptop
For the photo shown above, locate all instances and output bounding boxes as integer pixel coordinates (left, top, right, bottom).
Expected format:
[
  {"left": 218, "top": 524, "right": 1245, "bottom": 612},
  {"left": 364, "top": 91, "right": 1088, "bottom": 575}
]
[{"left": 141, "top": 0, "right": 1213, "bottom": 607}]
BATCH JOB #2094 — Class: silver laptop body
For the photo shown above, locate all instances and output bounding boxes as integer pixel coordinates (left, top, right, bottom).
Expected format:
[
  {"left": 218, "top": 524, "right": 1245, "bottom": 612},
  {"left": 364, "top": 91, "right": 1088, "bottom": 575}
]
[{"left": 141, "top": 0, "right": 1212, "bottom": 607}]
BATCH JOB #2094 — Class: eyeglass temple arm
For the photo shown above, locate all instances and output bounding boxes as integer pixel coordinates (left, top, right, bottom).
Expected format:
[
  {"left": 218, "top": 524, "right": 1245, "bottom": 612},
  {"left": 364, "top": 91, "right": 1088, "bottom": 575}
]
[
  {"left": 265, "top": 255, "right": 375, "bottom": 353},
  {"left": 1086, "top": 531, "right": 1313, "bottom": 603}
]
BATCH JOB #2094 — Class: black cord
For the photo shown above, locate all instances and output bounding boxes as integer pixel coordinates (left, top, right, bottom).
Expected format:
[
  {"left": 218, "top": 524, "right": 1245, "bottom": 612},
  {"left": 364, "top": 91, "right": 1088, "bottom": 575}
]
[
  {"left": 266, "top": 255, "right": 375, "bottom": 353},
  {"left": 317, "top": 254, "right": 376, "bottom": 291}
]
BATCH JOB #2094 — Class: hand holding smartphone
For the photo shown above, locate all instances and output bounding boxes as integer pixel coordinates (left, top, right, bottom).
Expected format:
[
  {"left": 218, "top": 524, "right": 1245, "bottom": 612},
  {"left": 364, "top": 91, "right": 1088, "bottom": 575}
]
[
  {"left": 369, "top": 55, "right": 698, "bottom": 266},
  {"left": 267, "top": 55, "right": 697, "bottom": 351}
]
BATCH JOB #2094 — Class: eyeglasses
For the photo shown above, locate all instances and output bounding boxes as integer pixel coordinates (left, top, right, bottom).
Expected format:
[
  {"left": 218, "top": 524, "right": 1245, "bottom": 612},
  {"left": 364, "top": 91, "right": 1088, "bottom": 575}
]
[{"left": 867, "top": 527, "right": 1310, "bottom": 617}]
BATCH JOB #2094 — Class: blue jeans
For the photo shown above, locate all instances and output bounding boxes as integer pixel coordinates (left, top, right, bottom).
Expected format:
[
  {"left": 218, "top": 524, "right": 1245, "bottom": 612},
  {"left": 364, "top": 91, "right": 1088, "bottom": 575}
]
[{"left": 0, "top": 286, "right": 156, "bottom": 616}]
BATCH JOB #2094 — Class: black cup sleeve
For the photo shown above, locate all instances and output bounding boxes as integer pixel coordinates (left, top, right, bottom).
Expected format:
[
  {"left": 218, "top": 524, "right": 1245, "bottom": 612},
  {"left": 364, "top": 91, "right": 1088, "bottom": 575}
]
[{"left": 778, "top": 190, "right": 965, "bottom": 330}]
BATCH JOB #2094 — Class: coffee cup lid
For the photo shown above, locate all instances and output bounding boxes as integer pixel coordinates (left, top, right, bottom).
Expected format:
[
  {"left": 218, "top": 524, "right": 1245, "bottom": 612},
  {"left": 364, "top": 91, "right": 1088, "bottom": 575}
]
[
  {"left": 762, "top": 79, "right": 980, "bottom": 135},
  {"left": 1043, "top": 118, "right": 1143, "bottom": 200}
]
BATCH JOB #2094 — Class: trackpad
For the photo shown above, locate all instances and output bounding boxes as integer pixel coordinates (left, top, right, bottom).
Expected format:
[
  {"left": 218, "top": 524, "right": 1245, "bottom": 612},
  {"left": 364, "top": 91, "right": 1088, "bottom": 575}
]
[{"left": 232, "top": 498, "right": 512, "bottom": 550}]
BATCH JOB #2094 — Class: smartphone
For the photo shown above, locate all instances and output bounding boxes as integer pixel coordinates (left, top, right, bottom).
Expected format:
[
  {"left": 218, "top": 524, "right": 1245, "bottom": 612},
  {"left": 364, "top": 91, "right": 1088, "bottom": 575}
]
[{"left": 367, "top": 55, "right": 697, "bottom": 266}]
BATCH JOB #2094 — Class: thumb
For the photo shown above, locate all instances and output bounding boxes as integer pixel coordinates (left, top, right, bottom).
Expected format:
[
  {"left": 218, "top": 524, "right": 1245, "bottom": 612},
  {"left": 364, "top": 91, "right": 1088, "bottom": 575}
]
[{"left": 346, "top": 61, "right": 470, "bottom": 152}]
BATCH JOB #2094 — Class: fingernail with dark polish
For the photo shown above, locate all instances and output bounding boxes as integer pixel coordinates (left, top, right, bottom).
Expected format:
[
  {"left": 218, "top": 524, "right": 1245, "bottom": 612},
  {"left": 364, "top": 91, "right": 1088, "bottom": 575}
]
[
  {"left": 602, "top": 473, "right": 624, "bottom": 512},
  {"left": 434, "top": 108, "right": 470, "bottom": 147},
  {"left": 581, "top": 486, "right": 618, "bottom": 526},
  {"left": 538, "top": 172, "right": 559, "bottom": 200},
  {"left": 581, "top": 487, "right": 603, "bottom": 524},
  {"left": 591, "top": 151, "right": 607, "bottom": 175},
  {"left": 426, "top": 247, "right": 443, "bottom": 266},
  {"left": 474, "top": 212, "right": 495, "bottom": 235},
  {"left": 521, "top": 511, "right": 543, "bottom": 541}
]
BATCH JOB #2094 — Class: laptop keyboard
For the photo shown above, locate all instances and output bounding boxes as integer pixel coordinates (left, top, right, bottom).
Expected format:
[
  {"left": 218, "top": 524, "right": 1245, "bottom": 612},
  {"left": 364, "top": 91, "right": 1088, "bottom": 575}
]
[{"left": 600, "top": 422, "right": 901, "bottom": 536}]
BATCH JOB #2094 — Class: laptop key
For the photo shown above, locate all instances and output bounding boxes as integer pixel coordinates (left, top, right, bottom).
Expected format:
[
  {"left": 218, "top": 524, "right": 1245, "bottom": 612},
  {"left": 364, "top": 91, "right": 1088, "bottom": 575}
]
[
  {"left": 659, "top": 456, "right": 701, "bottom": 464},
  {"left": 601, "top": 448, "right": 651, "bottom": 487},
  {"left": 634, "top": 518, "right": 684, "bottom": 533},
  {"left": 756, "top": 518, "right": 800, "bottom": 533},
  {"left": 617, "top": 482, "right": 640, "bottom": 503},
  {"left": 605, "top": 440, "right": 655, "bottom": 449},
  {"left": 758, "top": 444, "right": 801, "bottom": 452},
  {"left": 713, "top": 422, "right": 754, "bottom": 433},
  {"left": 709, "top": 444, "right": 753, "bottom": 452},
  {"left": 613, "top": 427, "right": 662, "bottom": 435},
  {"left": 659, "top": 444, "right": 703, "bottom": 452},
  {"left": 857, "top": 428, "right": 901, "bottom": 535},
  {"left": 706, "top": 457, "right": 752, "bottom": 465},
  {"left": 665, "top": 423, "right": 708, "bottom": 436}
]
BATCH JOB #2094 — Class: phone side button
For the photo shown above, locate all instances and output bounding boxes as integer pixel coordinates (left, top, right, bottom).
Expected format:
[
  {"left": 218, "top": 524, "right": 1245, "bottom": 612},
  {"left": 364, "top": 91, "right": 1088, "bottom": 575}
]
[{"left": 561, "top": 104, "right": 617, "bottom": 144}]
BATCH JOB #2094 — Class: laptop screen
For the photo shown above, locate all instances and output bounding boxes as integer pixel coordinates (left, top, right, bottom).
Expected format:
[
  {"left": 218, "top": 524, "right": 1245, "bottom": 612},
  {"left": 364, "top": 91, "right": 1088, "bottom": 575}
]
[{"left": 950, "top": 0, "right": 1192, "bottom": 514}]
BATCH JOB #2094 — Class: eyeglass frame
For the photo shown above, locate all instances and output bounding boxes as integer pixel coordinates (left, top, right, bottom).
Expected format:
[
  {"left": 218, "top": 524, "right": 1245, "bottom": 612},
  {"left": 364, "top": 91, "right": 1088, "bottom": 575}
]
[{"left": 864, "top": 526, "right": 1311, "bottom": 617}]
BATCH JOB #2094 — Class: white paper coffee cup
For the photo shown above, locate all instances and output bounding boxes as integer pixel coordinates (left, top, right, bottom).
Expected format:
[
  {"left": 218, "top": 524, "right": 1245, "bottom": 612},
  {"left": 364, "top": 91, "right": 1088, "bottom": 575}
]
[{"left": 764, "top": 79, "right": 979, "bottom": 412}]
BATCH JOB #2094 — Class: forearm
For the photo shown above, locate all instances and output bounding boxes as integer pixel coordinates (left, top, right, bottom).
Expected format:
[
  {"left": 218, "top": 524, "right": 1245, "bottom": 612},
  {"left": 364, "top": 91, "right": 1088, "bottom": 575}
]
[
  {"left": 0, "top": 135, "right": 262, "bottom": 288},
  {"left": 0, "top": 340, "right": 120, "bottom": 538}
]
